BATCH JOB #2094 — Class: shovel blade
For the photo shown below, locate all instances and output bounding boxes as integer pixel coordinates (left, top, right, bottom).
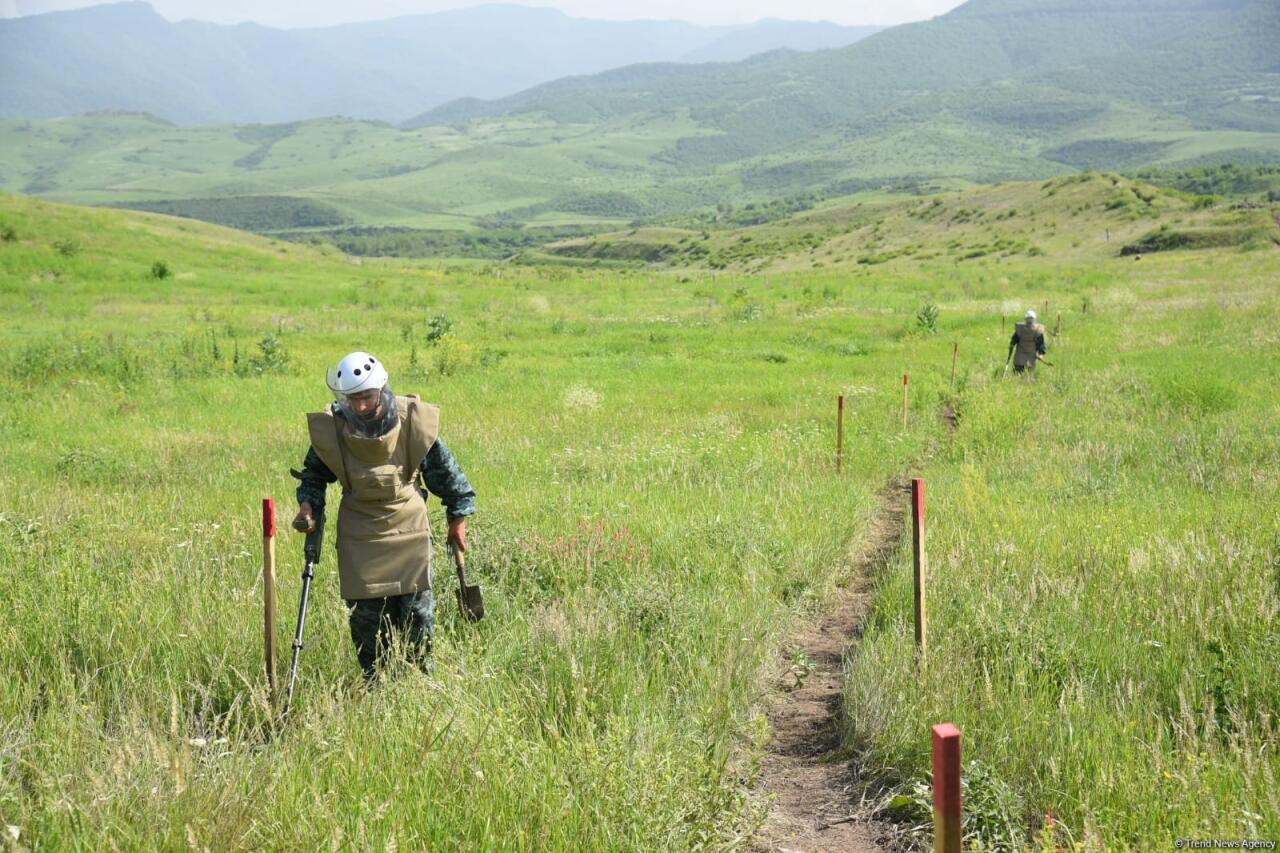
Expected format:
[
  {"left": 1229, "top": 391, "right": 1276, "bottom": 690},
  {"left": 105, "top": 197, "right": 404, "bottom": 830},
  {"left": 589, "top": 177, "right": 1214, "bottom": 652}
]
[{"left": 457, "top": 584, "right": 484, "bottom": 622}]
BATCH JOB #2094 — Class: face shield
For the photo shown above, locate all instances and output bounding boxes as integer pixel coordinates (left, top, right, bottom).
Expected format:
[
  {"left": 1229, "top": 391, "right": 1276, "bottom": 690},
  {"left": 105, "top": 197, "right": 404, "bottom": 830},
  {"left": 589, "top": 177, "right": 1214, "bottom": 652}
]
[{"left": 327, "top": 373, "right": 399, "bottom": 439}]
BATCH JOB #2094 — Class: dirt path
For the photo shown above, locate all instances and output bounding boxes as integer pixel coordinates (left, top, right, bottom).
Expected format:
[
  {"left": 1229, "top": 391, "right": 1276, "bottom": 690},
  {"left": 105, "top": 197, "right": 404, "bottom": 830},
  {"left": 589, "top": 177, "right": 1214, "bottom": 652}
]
[{"left": 751, "top": 478, "right": 912, "bottom": 852}]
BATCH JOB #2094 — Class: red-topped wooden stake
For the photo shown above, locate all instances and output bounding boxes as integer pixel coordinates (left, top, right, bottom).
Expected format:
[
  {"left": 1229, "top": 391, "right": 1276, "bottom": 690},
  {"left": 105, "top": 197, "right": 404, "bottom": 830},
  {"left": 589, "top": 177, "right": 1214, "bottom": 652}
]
[
  {"left": 912, "top": 478, "right": 927, "bottom": 660},
  {"left": 262, "top": 498, "right": 278, "bottom": 695},
  {"left": 902, "top": 373, "right": 910, "bottom": 431},
  {"left": 262, "top": 498, "right": 276, "bottom": 538},
  {"left": 932, "top": 723, "right": 962, "bottom": 853}
]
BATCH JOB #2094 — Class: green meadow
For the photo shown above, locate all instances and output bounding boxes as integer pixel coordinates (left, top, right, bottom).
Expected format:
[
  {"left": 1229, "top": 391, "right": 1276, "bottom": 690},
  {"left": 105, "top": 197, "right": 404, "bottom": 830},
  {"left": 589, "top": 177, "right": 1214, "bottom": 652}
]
[
  {"left": 1, "top": 189, "right": 1278, "bottom": 849},
  {"left": 843, "top": 248, "right": 1280, "bottom": 846}
]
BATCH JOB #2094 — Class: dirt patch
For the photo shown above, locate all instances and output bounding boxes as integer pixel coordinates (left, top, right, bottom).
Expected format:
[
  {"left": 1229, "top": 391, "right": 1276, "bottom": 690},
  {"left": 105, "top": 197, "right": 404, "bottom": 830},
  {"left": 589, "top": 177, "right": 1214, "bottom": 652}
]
[
  {"left": 938, "top": 403, "right": 959, "bottom": 433},
  {"left": 751, "top": 479, "right": 911, "bottom": 852}
]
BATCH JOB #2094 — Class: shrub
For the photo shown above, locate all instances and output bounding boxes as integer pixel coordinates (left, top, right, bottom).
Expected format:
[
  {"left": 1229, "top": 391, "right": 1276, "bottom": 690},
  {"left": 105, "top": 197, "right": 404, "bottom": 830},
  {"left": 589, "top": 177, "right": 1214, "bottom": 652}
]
[
  {"left": 1, "top": 224, "right": 16, "bottom": 242},
  {"left": 53, "top": 238, "right": 80, "bottom": 257},
  {"left": 248, "top": 332, "right": 290, "bottom": 374},
  {"left": 916, "top": 302, "right": 940, "bottom": 334},
  {"left": 150, "top": 260, "right": 170, "bottom": 280},
  {"left": 425, "top": 314, "right": 453, "bottom": 345}
]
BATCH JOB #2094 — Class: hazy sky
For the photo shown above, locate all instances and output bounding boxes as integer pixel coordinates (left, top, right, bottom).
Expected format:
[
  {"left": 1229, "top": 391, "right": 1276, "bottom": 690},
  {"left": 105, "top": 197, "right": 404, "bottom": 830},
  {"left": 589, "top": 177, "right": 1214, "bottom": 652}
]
[{"left": 2, "top": 0, "right": 967, "bottom": 27}]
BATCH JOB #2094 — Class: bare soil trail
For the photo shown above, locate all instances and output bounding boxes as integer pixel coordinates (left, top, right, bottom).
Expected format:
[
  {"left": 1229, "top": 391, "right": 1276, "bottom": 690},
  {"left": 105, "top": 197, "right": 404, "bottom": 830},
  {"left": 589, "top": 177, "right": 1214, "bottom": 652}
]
[
  {"left": 753, "top": 406, "right": 957, "bottom": 851},
  {"left": 751, "top": 478, "right": 911, "bottom": 852}
]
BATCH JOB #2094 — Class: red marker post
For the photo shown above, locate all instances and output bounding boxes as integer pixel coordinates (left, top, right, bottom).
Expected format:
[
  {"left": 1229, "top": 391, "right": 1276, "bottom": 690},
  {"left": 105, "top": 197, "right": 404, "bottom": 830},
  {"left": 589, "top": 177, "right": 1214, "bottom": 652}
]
[
  {"left": 932, "top": 723, "right": 962, "bottom": 853},
  {"left": 836, "top": 394, "right": 845, "bottom": 474},
  {"left": 902, "top": 373, "right": 910, "bottom": 431},
  {"left": 262, "top": 498, "right": 278, "bottom": 696},
  {"left": 912, "top": 478, "right": 927, "bottom": 660}
]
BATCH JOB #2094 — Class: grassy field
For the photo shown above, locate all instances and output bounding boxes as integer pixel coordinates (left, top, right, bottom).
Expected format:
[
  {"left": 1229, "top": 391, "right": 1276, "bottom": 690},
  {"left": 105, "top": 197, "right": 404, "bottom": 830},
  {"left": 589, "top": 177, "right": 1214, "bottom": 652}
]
[
  {"left": 1, "top": 190, "right": 1278, "bottom": 849},
  {"left": 0, "top": 192, "right": 937, "bottom": 849},
  {"left": 841, "top": 248, "right": 1280, "bottom": 846}
]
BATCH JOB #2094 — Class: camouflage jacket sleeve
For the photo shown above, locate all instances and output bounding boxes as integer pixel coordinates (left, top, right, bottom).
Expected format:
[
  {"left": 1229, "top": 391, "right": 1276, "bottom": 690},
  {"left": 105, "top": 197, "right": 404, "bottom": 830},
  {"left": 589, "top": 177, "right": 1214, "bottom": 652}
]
[
  {"left": 292, "top": 446, "right": 337, "bottom": 511},
  {"left": 420, "top": 438, "right": 476, "bottom": 520}
]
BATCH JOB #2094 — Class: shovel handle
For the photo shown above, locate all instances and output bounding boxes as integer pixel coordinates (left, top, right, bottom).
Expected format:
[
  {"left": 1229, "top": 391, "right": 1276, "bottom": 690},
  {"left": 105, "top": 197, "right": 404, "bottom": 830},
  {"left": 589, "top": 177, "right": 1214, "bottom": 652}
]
[{"left": 448, "top": 543, "right": 466, "bottom": 582}]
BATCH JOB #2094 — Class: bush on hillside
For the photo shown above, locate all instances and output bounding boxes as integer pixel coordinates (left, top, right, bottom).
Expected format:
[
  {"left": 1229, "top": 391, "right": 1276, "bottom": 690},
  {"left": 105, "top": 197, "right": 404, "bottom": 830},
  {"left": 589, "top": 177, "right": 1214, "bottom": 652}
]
[
  {"left": 53, "top": 238, "right": 80, "bottom": 257},
  {"left": 426, "top": 314, "right": 453, "bottom": 345},
  {"left": 246, "top": 332, "right": 290, "bottom": 375},
  {"left": 916, "top": 302, "right": 941, "bottom": 334}
]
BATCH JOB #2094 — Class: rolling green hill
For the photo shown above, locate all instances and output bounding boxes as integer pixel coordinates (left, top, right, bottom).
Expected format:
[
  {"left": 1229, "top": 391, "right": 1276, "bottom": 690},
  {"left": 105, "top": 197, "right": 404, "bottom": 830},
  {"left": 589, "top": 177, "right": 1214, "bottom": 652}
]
[
  {"left": 540, "top": 172, "right": 1280, "bottom": 271},
  {"left": 1, "top": 0, "right": 1277, "bottom": 243}
]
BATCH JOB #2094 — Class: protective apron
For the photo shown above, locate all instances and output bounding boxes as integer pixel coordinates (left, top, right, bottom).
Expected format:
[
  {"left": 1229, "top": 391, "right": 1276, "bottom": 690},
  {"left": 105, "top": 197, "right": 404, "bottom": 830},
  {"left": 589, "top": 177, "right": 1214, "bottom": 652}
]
[
  {"left": 1012, "top": 322, "right": 1045, "bottom": 369},
  {"left": 306, "top": 395, "right": 440, "bottom": 600}
]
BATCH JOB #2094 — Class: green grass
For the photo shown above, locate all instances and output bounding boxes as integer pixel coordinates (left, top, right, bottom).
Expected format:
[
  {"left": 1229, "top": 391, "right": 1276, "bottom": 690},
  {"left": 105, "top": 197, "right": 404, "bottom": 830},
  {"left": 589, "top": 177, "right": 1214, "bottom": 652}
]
[
  {"left": 0, "top": 193, "right": 936, "bottom": 848},
  {"left": 839, "top": 250, "right": 1280, "bottom": 847},
  {"left": 2, "top": 191, "right": 1278, "bottom": 849}
]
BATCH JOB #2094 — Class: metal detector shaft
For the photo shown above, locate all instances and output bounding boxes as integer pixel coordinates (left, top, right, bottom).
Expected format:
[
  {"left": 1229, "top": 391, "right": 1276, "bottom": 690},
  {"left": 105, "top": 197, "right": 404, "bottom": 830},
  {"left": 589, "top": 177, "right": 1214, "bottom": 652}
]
[{"left": 283, "top": 509, "right": 324, "bottom": 719}]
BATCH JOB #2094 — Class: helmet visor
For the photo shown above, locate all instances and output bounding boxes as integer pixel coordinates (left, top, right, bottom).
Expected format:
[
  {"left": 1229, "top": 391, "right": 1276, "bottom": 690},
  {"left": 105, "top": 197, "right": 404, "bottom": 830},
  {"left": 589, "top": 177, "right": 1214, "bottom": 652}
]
[{"left": 333, "top": 385, "right": 398, "bottom": 439}]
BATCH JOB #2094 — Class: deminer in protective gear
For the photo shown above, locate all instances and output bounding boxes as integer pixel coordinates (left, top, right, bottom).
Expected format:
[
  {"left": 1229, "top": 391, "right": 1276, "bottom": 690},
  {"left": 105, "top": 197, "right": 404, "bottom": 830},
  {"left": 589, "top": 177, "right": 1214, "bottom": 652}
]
[
  {"left": 291, "top": 351, "right": 476, "bottom": 679},
  {"left": 1006, "top": 310, "right": 1048, "bottom": 375}
]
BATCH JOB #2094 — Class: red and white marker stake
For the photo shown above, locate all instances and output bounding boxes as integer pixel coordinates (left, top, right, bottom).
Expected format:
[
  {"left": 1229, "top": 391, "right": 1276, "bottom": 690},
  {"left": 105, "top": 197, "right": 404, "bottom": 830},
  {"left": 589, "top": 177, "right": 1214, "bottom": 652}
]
[
  {"left": 932, "top": 723, "right": 962, "bottom": 853},
  {"left": 262, "top": 497, "right": 277, "bottom": 696},
  {"left": 912, "top": 478, "right": 927, "bottom": 660}
]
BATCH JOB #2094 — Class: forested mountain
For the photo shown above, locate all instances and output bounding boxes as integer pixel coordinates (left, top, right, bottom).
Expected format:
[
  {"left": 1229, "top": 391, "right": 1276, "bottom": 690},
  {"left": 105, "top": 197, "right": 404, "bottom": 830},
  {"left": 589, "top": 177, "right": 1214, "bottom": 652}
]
[
  {"left": 410, "top": 0, "right": 1280, "bottom": 146},
  {"left": 0, "top": 2, "right": 882, "bottom": 125},
  {"left": 1, "top": 0, "right": 1276, "bottom": 235}
]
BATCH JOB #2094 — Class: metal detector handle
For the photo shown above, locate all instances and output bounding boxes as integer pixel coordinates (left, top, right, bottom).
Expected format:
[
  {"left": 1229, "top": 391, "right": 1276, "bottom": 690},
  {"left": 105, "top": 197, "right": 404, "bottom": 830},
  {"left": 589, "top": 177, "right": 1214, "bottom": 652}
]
[
  {"left": 282, "top": 507, "right": 324, "bottom": 720},
  {"left": 295, "top": 509, "right": 326, "bottom": 565}
]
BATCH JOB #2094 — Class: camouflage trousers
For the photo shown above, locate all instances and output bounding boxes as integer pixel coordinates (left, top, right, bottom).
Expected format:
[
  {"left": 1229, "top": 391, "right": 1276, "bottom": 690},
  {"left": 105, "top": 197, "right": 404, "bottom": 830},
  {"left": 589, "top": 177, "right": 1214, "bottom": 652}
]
[{"left": 345, "top": 590, "right": 434, "bottom": 678}]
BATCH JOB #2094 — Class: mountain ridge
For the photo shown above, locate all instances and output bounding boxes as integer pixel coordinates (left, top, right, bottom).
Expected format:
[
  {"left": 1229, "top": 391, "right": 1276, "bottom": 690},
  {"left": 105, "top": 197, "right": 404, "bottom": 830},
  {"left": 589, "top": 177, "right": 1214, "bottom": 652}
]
[
  {"left": 0, "top": 1, "right": 884, "bottom": 125},
  {"left": 2, "top": 0, "right": 1277, "bottom": 236}
]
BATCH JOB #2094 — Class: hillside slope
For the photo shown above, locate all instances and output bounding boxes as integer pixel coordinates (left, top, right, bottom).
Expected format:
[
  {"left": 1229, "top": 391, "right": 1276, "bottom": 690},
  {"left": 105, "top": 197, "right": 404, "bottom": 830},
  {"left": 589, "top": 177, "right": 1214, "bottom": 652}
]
[{"left": 543, "top": 173, "right": 1280, "bottom": 272}]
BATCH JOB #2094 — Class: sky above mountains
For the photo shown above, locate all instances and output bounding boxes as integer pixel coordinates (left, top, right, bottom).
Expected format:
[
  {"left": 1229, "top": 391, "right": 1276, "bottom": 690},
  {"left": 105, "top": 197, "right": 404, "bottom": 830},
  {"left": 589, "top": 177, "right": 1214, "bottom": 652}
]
[{"left": 2, "top": 0, "right": 966, "bottom": 27}]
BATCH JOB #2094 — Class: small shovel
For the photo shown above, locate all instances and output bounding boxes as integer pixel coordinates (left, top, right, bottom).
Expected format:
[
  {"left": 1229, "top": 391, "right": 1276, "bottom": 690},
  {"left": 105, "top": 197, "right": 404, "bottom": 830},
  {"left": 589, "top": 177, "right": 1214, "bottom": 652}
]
[{"left": 448, "top": 543, "right": 484, "bottom": 622}]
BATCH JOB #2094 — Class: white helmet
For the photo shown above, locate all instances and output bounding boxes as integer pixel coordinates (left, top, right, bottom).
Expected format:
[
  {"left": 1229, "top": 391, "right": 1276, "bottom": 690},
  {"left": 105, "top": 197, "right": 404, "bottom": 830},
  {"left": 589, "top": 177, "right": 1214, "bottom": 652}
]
[
  {"left": 326, "top": 351, "right": 388, "bottom": 398},
  {"left": 326, "top": 352, "right": 397, "bottom": 437},
  {"left": 1024, "top": 310, "right": 1037, "bottom": 322}
]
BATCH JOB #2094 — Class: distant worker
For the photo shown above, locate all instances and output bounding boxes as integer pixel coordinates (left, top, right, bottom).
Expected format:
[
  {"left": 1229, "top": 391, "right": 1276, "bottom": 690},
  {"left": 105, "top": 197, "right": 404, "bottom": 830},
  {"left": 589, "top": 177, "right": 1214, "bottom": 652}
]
[
  {"left": 291, "top": 351, "right": 476, "bottom": 679},
  {"left": 1006, "top": 310, "right": 1048, "bottom": 375}
]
